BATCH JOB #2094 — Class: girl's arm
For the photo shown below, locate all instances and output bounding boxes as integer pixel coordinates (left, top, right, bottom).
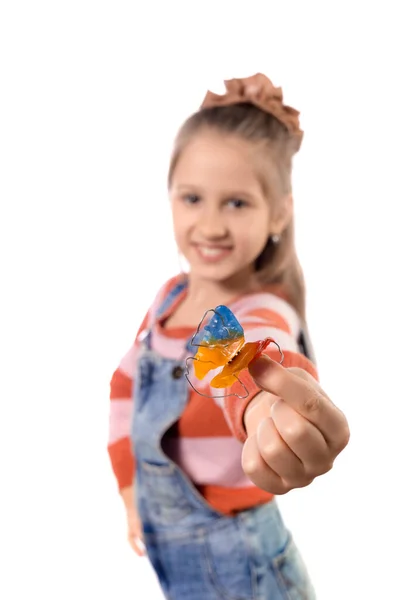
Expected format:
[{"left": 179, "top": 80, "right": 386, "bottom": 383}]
[
  {"left": 107, "top": 312, "right": 150, "bottom": 492},
  {"left": 120, "top": 482, "right": 146, "bottom": 556},
  {"left": 223, "top": 293, "right": 318, "bottom": 443},
  {"left": 107, "top": 324, "right": 147, "bottom": 557},
  {"left": 108, "top": 277, "right": 182, "bottom": 491},
  {"left": 107, "top": 357, "right": 137, "bottom": 490},
  {"left": 120, "top": 484, "right": 134, "bottom": 511},
  {"left": 221, "top": 293, "right": 349, "bottom": 494}
]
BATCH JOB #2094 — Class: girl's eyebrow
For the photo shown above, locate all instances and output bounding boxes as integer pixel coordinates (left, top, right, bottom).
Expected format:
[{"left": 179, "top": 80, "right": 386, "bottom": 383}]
[
  {"left": 174, "top": 184, "right": 255, "bottom": 200},
  {"left": 224, "top": 191, "right": 254, "bottom": 200},
  {"left": 174, "top": 184, "right": 204, "bottom": 191}
]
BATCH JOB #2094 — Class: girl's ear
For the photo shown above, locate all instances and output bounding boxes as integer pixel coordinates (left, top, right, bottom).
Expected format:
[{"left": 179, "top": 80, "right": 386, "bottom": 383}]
[{"left": 271, "top": 194, "right": 293, "bottom": 235}]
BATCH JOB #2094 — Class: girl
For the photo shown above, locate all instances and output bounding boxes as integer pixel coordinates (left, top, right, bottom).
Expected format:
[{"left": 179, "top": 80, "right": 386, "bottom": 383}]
[{"left": 107, "top": 73, "right": 349, "bottom": 599}]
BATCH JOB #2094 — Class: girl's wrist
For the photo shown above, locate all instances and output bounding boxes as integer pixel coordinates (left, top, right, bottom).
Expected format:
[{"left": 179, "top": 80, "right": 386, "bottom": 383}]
[{"left": 120, "top": 484, "right": 135, "bottom": 511}]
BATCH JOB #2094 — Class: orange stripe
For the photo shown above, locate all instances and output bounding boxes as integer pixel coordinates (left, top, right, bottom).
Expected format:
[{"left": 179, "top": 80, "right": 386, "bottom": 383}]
[
  {"left": 196, "top": 483, "right": 274, "bottom": 516},
  {"left": 265, "top": 348, "right": 318, "bottom": 380},
  {"left": 110, "top": 369, "right": 132, "bottom": 400},
  {"left": 172, "top": 392, "right": 233, "bottom": 437},
  {"left": 107, "top": 437, "right": 135, "bottom": 490}
]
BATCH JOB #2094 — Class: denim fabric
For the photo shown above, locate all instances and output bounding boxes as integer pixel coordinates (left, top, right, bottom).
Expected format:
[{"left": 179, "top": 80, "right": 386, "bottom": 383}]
[{"left": 131, "top": 283, "right": 316, "bottom": 599}]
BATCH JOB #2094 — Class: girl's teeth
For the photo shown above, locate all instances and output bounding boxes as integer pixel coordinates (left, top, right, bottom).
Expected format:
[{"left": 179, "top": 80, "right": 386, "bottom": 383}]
[{"left": 200, "top": 247, "right": 227, "bottom": 256}]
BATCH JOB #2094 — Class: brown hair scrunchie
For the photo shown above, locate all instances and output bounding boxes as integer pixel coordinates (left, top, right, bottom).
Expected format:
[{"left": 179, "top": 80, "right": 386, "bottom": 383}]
[{"left": 201, "top": 73, "right": 303, "bottom": 149}]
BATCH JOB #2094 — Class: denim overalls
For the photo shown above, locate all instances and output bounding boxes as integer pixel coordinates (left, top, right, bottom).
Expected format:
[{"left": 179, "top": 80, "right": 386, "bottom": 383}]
[{"left": 132, "top": 282, "right": 316, "bottom": 599}]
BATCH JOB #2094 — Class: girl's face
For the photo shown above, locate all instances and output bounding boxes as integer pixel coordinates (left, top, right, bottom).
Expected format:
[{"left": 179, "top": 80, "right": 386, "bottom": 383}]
[{"left": 169, "top": 131, "right": 280, "bottom": 286}]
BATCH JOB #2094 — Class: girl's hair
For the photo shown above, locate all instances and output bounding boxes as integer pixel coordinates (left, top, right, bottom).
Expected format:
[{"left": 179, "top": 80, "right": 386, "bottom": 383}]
[{"left": 168, "top": 103, "right": 306, "bottom": 320}]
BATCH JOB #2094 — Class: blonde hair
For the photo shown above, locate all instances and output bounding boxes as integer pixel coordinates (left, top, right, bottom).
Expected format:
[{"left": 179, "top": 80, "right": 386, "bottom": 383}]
[{"left": 168, "top": 103, "right": 306, "bottom": 320}]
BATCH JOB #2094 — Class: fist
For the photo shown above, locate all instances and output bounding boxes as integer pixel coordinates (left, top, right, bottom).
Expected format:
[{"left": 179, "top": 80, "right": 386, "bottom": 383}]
[{"left": 242, "top": 356, "right": 350, "bottom": 494}]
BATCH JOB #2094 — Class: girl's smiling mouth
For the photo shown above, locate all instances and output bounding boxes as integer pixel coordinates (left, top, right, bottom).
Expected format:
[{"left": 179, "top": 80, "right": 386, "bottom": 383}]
[{"left": 192, "top": 243, "right": 233, "bottom": 262}]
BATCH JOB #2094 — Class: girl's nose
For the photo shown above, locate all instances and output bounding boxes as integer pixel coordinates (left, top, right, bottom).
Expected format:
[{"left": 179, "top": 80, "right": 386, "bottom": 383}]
[{"left": 197, "top": 207, "right": 228, "bottom": 239}]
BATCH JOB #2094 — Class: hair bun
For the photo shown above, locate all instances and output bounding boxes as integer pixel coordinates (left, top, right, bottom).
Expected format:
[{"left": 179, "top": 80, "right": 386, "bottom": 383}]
[{"left": 201, "top": 73, "right": 303, "bottom": 149}]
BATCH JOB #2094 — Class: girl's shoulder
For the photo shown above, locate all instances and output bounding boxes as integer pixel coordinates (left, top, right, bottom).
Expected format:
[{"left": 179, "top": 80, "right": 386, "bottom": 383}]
[
  {"left": 155, "top": 273, "right": 187, "bottom": 301},
  {"left": 229, "top": 284, "right": 301, "bottom": 337},
  {"left": 148, "top": 273, "right": 188, "bottom": 319}
]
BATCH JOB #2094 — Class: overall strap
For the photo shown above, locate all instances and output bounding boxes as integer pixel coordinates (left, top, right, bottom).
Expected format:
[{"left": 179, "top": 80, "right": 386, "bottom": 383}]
[
  {"left": 142, "top": 277, "right": 189, "bottom": 350},
  {"left": 155, "top": 278, "right": 188, "bottom": 319}
]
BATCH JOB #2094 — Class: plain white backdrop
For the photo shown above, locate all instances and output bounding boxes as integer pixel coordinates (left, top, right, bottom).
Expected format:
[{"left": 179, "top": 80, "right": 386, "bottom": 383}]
[{"left": 1, "top": 2, "right": 399, "bottom": 599}]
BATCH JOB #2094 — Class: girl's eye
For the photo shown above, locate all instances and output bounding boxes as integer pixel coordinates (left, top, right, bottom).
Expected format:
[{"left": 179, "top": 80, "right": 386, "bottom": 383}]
[
  {"left": 227, "top": 198, "right": 247, "bottom": 209},
  {"left": 183, "top": 194, "right": 201, "bottom": 204}
]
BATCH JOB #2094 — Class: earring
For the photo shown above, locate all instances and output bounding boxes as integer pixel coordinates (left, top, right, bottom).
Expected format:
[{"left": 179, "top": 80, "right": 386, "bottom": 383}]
[{"left": 271, "top": 233, "right": 281, "bottom": 244}]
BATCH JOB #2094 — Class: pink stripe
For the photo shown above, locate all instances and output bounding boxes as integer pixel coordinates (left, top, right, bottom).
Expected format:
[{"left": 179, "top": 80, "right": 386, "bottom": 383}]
[
  {"left": 118, "top": 343, "right": 139, "bottom": 378},
  {"left": 231, "top": 293, "right": 300, "bottom": 336},
  {"left": 108, "top": 399, "right": 132, "bottom": 444},
  {"left": 162, "top": 436, "right": 256, "bottom": 488},
  {"left": 241, "top": 315, "right": 274, "bottom": 327},
  {"left": 241, "top": 326, "right": 299, "bottom": 352},
  {"left": 152, "top": 329, "right": 187, "bottom": 359}
]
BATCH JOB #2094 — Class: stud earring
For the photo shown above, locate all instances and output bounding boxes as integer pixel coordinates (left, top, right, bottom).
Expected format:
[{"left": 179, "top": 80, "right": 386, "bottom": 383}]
[{"left": 271, "top": 233, "right": 281, "bottom": 244}]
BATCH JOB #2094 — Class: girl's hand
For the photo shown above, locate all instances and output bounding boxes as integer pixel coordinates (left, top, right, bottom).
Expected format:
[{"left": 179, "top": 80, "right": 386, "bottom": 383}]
[
  {"left": 242, "top": 355, "right": 350, "bottom": 494},
  {"left": 120, "top": 485, "right": 146, "bottom": 556},
  {"left": 126, "top": 504, "right": 146, "bottom": 557}
]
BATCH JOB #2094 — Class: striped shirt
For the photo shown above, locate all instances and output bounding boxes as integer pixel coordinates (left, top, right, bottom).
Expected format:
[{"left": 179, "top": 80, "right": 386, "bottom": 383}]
[{"left": 108, "top": 276, "right": 318, "bottom": 515}]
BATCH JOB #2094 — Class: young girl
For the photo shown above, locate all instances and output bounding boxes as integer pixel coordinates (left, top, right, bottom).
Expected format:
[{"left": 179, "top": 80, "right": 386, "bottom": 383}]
[{"left": 107, "top": 73, "right": 349, "bottom": 599}]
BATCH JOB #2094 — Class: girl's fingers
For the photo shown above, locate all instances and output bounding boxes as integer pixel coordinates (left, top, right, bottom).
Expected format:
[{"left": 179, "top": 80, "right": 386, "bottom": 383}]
[
  {"left": 256, "top": 417, "right": 308, "bottom": 487},
  {"left": 243, "top": 359, "right": 349, "bottom": 494},
  {"left": 127, "top": 513, "right": 146, "bottom": 557},
  {"left": 249, "top": 357, "right": 350, "bottom": 453},
  {"left": 129, "top": 532, "right": 146, "bottom": 556},
  {"left": 270, "top": 399, "right": 333, "bottom": 476},
  {"left": 242, "top": 431, "right": 289, "bottom": 494}
]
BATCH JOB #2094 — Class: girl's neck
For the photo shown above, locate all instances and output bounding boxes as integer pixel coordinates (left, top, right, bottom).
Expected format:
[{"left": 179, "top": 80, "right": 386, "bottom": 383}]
[
  {"left": 162, "top": 270, "right": 263, "bottom": 330},
  {"left": 185, "top": 270, "right": 261, "bottom": 309}
]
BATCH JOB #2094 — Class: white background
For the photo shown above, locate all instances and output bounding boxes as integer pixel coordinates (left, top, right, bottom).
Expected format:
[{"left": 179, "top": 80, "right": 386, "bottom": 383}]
[{"left": 1, "top": 2, "right": 399, "bottom": 599}]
